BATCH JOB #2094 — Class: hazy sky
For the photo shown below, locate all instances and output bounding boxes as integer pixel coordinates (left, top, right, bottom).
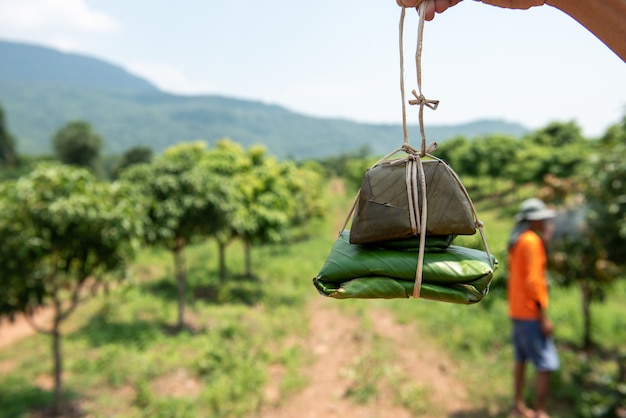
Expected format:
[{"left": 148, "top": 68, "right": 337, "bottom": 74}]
[{"left": 0, "top": 0, "right": 624, "bottom": 138}]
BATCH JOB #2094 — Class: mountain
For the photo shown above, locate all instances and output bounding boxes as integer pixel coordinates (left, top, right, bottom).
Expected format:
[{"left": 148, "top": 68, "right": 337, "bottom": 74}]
[{"left": 0, "top": 40, "right": 528, "bottom": 159}]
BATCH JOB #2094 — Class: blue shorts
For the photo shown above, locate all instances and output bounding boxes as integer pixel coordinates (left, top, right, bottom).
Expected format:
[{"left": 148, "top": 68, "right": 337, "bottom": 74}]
[{"left": 512, "top": 319, "right": 559, "bottom": 372}]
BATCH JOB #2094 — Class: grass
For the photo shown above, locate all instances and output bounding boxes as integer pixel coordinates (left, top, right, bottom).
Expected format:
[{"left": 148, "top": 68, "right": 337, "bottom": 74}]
[
  {"left": 0, "top": 179, "right": 624, "bottom": 417},
  {"left": 0, "top": 236, "right": 322, "bottom": 417}
]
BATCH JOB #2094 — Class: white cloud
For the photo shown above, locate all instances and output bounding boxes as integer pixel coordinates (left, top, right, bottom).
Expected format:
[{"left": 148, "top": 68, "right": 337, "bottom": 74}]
[{"left": 0, "top": 0, "right": 118, "bottom": 32}]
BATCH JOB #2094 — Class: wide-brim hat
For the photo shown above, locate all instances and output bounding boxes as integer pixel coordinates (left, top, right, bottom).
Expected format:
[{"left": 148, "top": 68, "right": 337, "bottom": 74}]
[{"left": 515, "top": 198, "right": 556, "bottom": 222}]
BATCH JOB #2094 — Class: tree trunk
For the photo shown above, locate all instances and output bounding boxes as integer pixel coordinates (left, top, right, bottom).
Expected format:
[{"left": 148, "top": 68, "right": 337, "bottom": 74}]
[
  {"left": 218, "top": 240, "right": 227, "bottom": 281},
  {"left": 580, "top": 280, "right": 593, "bottom": 350},
  {"left": 52, "top": 325, "right": 62, "bottom": 415},
  {"left": 244, "top": 239, "right": 252, "bottom": 279},
  {"left": 173, "top": 238, "right": 187, "bottom": 330},
  {"left": 52, "top": 290, "right": 63, "bottom": 416}
]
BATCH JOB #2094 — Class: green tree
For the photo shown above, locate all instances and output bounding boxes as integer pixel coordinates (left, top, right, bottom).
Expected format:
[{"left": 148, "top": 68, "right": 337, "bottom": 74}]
[
  {"left": 526, "top": 120, "right": 584, "bottom": 148},
  {"left": 201, "top": 139, "right": 251, "bottom": 280},
  {"left": 52, "top": 120, "right": 103, "bottom": 173},
  {"left": 548, "top": 116, "right": 626, "bottom": 349},
  {"left": 446, "top": 137, "right": 486, "bottom": 180},
  {"left": 0, "top": 103, "right": 18, "bottom": 167},
  {"left": 317, "top": 145, "right": 371, "bottom": 179},
  {"left": 549, "top": 208, "right": 615, "bottom": 349},
  {"left": 524, "top": 121, "right": 587, "bottom": 181},
  {"left": 214, "top": 145, "right": 292, "bottom": 278},
  {"left": 343, "top": 155, "right": 379, "bottom": 194},
  {"left": 585, "top": 116, "right": 626, "bottom": 263},
  {"left": 507, "top": 141, "right": 545, "bottom": 186},
  {"left": 121, "top": 142, "right": 229, "bottom": 329},
  {"left": 110, "top": 146, "right": 153, "bottom": 179},
  {"left": 287, "top": 159, "right": 326, "bottom": 228},
  {"left": 0, "top": 163, "right": 145, "bottom": 414},
  {"left": 480, "top": 134, "right": 519, "bottom": 193},
  {"left": 203, "top": 140, "right": 325, "bottom": 280},
  {"left": 433, "top": 135, "right": 469, "bottom": 168}
]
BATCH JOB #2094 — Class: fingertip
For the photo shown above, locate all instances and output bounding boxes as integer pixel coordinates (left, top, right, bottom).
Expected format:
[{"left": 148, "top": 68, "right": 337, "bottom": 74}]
[{"left": 425, "top": 1, "right": 437, "bottom": 20}]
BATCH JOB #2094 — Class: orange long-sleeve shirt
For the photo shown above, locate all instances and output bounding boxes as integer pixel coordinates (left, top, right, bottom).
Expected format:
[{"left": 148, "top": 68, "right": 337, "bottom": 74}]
[{"left": 508, "top": 229, "right": 549, "bottom": 320}]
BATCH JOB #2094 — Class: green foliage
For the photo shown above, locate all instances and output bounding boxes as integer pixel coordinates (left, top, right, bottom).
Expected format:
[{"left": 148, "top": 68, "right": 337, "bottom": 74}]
[
  {"left": 110, "top": 145, "right": 153, "bottom": 179},
  {"left": 201, "top": 139, "right": 325, "bottom": 278},
  {"left": 342, "top": 155, "right": 379, "bottom": 194},
  {"left": 543, "top": 117, "right": 626, "bottom": 349},
  {"left": 0, "top": 163, "right": 146, "bottom": 316},
  {"left": 121, "top": 141, "right": 232, "bottom": 328},
  {"left": 2, "top": 118, "right": 626, "bottom": 417},
  {"left": 565, "top": 350, "right": 626, "bottom": 418},
  {"left": 290, "top": 159, "right": 326, "bottom": 225},
  {"left": 526, "top": 120, "right": 585, "bottom": 147},
  {"left": 317, "top": 145, "right": 372, "bottom": 176},
  {"left": 0, "top": 162, "right": 147, "bottom": 413},
  {"left": 583, "top": 118, "right": 626, "bottom": 263},
  {"left": 0, "top": 221, "right": 316, "bottom": 416},
  {"left": 122, "top": 141, "right": 229, "bottom": 249},
  {"left": 515, "top": 121, "right": 587, "bottom": 183},
  {"left": 0, "top": 102, "right": 18, "bottom": 167},
  {"left": 51, "top": 120, "right": 103, "bottom": 173},
  {"left": 480, "top": 134, "right": 518, "bottom": 181},
  {"left": 432, "top": 135, "right": 468, "bottom": 165},
  {"left": 203, "top": 140, "right": 324, "bottom": 246},
  {"left": 0, "top": 168, "right": 624, "bottom": 417},
  {"left": 437, "top": 121, "right": 589, "bottom": 189},
  {"left": 231, "top": 150, "right": 294, "bottom": 244}
]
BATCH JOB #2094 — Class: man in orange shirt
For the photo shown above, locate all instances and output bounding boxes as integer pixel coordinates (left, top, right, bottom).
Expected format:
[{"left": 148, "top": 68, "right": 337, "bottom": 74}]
[{"left": 507, "top": 198, "right": 558, "bottom": 418}]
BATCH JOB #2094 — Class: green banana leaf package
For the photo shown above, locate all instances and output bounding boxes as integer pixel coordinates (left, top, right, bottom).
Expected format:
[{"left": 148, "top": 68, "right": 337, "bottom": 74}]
[{"left": 313, "top": 231, "right": 497, "bottom": 304}]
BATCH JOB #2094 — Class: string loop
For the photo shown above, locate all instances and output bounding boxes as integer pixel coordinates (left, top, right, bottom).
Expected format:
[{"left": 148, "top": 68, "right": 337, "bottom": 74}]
[{"left": 342, "top": 1, "right": 494, "bottom": 300}]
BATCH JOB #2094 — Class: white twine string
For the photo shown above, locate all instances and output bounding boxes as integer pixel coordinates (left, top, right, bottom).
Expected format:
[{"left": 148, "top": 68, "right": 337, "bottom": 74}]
[
  {"left": 341, "top": 1, "right": 494, "bottom": 301},
  {"left": 400, "top": 3, "right": 435, "bottom": 298}
]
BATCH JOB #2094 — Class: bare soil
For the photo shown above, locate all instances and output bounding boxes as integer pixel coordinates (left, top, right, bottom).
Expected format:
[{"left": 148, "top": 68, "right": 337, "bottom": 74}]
[
  {"left": 257, "top": 179, "right": 475, "bottom": 417},
  {"left": 0, "top": 179, "right": 478, "bottom": 417},
  {"left": 0, "top": 307, "right": 54, "bottom": 349},
  {"left": 257, "top": 297, "right": 473, "bottom": 418}
]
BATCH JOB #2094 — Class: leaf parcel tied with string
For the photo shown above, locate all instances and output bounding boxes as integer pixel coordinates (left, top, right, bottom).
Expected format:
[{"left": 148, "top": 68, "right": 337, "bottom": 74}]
[{"left": 312, "top": 4, "right": 497, "bottom": 302}]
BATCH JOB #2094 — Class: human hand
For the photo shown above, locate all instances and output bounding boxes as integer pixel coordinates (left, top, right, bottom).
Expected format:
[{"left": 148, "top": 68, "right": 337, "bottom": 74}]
[
  {"left": 396, "top": 0, "right": 546, "bottom": 21},
  {"left": 396, "top": 0, "right": 462, "bottom": 20},
  {"left": 540, "top": 316, "right": 554, "bottom": 337}
]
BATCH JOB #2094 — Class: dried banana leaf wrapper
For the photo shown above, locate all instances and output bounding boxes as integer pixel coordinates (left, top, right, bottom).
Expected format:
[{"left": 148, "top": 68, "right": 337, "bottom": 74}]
[
  {"left": 350, "top": 159, "right": 477, "bottom": 244},
  {"left": 313, "top": 231, "right": 497, "bottom": 304}
]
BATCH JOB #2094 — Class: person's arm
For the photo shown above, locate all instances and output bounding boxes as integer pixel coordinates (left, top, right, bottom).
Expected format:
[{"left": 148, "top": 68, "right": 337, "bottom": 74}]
[
  {"left": 547, "top": 0, "right": 626, "bottom": 62},
  {"left": 396, "top": 0, "right": 626, "bottom": 61},
  {"left": 537, "top": 306, "right": 554, "bottom": 337}
]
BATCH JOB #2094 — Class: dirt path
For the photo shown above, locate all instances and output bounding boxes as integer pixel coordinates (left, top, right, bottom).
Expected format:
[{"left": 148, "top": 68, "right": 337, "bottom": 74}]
[
  {"left": 258, "top": 297, "right": 472, "bottom": 418},
  {"left": 0, "top": 307, "right": 54, "bottom": 350},
  {"left": 0, "top": 179, "right": 475, "bottom": 417},
  {"left": 257, "top": 178, "right": 473, "bottom": 417}
]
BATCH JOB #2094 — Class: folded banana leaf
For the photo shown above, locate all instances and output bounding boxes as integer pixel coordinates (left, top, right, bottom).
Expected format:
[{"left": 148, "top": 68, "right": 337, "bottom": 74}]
[
  {"left": 313, "top": 231, "right": 497, "bottom": 304},
  {"left": 313, "top": 277, "right": 488, "bottom": 303}
]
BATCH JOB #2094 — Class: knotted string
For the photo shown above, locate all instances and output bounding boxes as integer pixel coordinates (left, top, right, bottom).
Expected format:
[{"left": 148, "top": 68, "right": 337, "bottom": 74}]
[
  {"left": 399, "top": 3, "right": 439, "bottom": 157},
  {"left": 399, "top": 2, "right": 437, "bottom": 298},
  {"left": 341, "top": 1, "right": 494, "bottom": 300}
]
